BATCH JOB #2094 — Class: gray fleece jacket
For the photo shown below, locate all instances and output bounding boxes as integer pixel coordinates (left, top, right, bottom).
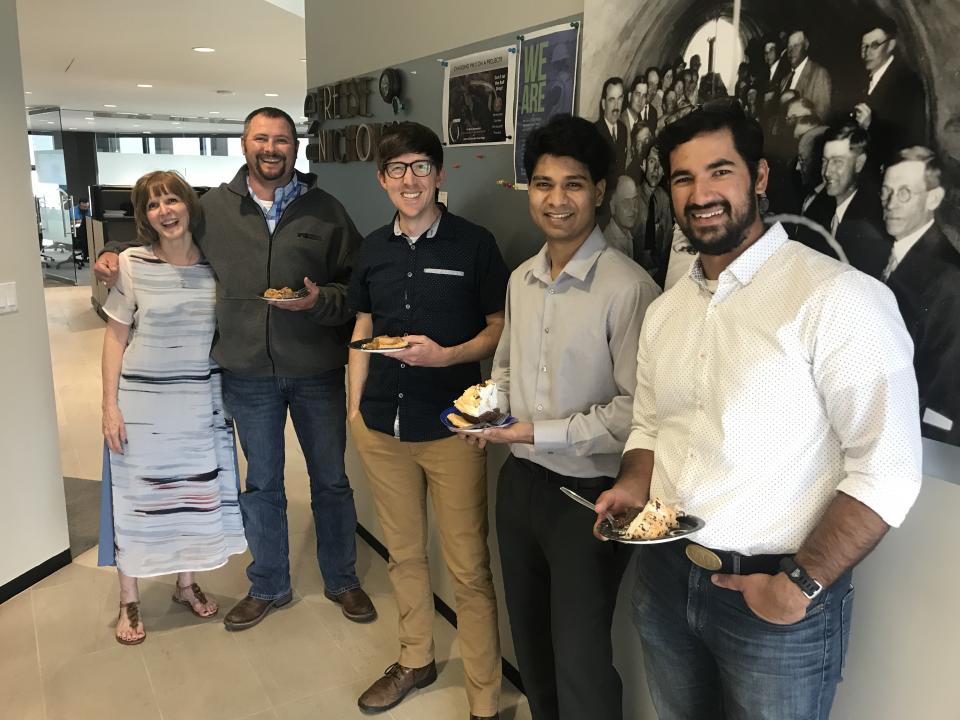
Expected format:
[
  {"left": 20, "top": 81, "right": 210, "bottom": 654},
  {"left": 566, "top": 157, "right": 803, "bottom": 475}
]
[{"left": 106, "top": 166, "right": 361, "bottom": 377}]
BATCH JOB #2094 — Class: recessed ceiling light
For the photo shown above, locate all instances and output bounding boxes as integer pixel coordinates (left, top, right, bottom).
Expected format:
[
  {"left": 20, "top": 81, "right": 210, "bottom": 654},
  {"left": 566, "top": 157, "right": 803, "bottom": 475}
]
[
  {"left": 104, "top": 104, "right": 117, "bottom": 108},
  {"left": 84, "top": 117, "right": 95, "bottom": 120},
  {"left": 46, "top": 121, "right": 54, "bottom": 124},
  {"left": 264, "top": 93, "right": 279, "bottom": 97},
  {"left": 299, "top": 58, "right": 307, "bottom": 62},
  {"left": 137, "top": 84, "right": 153, "bottom": 88},
  {"left": 172, "top": 121, "right": 181, "bottom": 125},
  {"left": 209, "top": 111, "right": 220, "bottom": 114},
  {"left": 25, "top": 91, "right": 32, "bottom": 94},
  {"left": 68, "top": 127, "right": 77, "bottom": 130},
  {"left": 193, "top": 47, "right": 215, "bottom": 53},
  {"left": 133, "top": 124, "right": 140, "bottom": 127},
  {"left": 143, "top": 131, "right": 152, "bottom": 134}
]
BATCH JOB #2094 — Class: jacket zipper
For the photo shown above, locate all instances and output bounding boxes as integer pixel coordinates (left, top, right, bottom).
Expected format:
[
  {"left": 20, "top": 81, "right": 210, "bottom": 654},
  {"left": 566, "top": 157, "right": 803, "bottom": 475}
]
[{"left": 261, "top": 188, "right": 310, "bottom": 376}]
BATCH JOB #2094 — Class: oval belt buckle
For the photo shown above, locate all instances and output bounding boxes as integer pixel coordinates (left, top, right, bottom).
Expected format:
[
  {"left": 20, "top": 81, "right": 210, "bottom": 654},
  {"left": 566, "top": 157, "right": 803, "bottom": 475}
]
[{"left": 685, "top": 543, "right": 723, "bottom": 571}]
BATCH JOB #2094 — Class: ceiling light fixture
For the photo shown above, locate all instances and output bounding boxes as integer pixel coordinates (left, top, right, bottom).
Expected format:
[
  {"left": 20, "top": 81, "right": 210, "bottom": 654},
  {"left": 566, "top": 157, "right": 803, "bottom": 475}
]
[
  {"left": 84, "top": 117, "right": 95, "bottom": 120},
  {"left": 193, "top": 47, "right": 215, "bottom": 53},
  {"left": 209, "top": 111, "right": 220, "bottom": 114},
  {"left": 264, "top": 93, "right": 279, "bottom": 97},
  {"left": 25, "top": 91, "right": 32, "bottom": 94},
  {"left": 104, "top": 104, "right": 117, "bottom": 108},
  {"left": 137, "top": 84, "right": 153, "bottom": 88}
]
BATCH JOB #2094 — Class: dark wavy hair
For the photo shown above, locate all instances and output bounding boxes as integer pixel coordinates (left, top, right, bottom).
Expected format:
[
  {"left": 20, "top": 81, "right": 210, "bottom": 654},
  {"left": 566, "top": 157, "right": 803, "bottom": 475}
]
[
  {"left": 376, "top": 121, "right": 444, "bottom": 171},
  {"left": 523, "top": 114, "right": 612, "bottom": 184},
  {"left": 656, "top": 100, "right": 764, "bottom": 185}
]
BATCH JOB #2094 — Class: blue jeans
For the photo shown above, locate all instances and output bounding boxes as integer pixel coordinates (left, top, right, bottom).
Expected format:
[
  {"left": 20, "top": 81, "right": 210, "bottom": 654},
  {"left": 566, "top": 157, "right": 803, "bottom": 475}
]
[
  {"left": 222, "top": 369, "right": 359, "bottom": 600},
  {"left": 633, "top": 543, "right": 854, "bottom": 720}
]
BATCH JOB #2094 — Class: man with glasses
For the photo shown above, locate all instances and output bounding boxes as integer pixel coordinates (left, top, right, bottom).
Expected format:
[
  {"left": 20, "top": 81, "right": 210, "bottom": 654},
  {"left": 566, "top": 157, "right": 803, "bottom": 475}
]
[
  {"left": 853, "top": 15, "right": 926, "bottom": 162},
  {"left": 347, "top": 122, "right": 508, "bottom": 719},
  {"left": 882, "top": 147, "right": 960, "bottom": 444}
]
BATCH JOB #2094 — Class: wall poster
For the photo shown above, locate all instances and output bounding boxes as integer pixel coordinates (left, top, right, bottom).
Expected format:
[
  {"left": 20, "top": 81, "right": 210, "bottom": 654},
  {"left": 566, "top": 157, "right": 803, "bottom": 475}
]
[
  {"left": 442, "top": 46, "right": 516, "bottom": 146},
  {"left": 513, "top": 23, "right": 581, "bottom": 186},
  {"left": 580, "top": 0, "right": 960, "bottom": 446}
]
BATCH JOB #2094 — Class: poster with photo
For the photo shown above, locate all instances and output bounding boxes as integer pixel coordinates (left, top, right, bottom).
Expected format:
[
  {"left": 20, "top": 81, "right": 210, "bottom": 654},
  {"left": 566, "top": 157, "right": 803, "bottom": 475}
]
[
  {"left": 442, "top": 46, "right": 516, "bottom": 146},
  {"left": 580, "top": 0, "right": 960, "bottom": 447},
  {"left": 513, "top": 23, "right": 581, "bottom": 186}
]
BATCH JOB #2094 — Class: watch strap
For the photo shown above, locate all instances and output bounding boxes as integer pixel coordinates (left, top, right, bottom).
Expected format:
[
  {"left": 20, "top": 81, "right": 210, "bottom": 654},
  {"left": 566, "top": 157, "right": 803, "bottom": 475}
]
[{"left": 779, "top": 556, "right": 824, "bottom": 599}]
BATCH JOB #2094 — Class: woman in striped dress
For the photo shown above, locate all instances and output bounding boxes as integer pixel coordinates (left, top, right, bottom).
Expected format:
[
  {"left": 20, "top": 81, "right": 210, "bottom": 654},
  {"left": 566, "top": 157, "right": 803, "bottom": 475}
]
[{"left": 99, "top": 171, "right": 246, "bottom": 645}]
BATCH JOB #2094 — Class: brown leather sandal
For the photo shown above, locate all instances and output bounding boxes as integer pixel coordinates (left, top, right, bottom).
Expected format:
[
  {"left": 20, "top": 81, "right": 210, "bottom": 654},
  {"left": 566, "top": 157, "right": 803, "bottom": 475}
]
[
  {"left": 115, "top": 601, "right": 146, "bottom": 645},
  {"left": 172, "top": 582, "right": 218, "bottom": 618}
]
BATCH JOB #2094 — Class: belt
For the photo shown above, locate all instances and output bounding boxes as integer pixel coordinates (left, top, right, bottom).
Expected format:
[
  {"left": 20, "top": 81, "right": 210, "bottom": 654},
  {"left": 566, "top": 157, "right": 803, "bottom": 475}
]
[
  {"left": 512, "top": 455, "right": 612, "bottom": 490},
  {"left": 678, "top": 540, "right": 787, "bottom": 575}
]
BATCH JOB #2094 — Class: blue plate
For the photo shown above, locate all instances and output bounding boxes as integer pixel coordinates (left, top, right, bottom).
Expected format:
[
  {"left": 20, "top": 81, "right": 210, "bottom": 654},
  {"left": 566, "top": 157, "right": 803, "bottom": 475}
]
[{"left": 440, "top": 406, "right": 517, "bottom": 433}]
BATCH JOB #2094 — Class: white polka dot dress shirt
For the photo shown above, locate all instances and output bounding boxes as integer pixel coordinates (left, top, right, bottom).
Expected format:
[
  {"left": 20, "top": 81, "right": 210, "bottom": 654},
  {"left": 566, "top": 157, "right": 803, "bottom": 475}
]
[{"left": 626, "top": 223, "right": 922, "bottom": 555}]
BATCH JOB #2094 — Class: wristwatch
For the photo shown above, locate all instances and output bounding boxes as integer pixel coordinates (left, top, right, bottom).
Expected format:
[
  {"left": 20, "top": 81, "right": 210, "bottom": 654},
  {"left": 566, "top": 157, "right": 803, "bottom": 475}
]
[{"left": 779, "top": 556, "right": 824, "bottom": 600}]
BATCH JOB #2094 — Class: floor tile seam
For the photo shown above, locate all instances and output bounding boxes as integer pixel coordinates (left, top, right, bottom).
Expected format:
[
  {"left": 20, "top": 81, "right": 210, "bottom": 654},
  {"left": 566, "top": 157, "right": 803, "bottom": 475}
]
[
  {"left": 29, "top": 589, "right": 49, "bottom": 720},
  {"left": 228, "top": 627, "right": 275, "bottom": 711},
  {"left": 137, "top": 644, "right": 166, "bottom": 720}
]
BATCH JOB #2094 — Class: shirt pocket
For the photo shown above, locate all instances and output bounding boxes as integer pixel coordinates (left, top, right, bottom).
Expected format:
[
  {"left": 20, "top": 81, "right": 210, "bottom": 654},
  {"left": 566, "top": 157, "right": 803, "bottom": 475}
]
[{"left": 418, "top": 267, "right": 471, "bottom": 314}]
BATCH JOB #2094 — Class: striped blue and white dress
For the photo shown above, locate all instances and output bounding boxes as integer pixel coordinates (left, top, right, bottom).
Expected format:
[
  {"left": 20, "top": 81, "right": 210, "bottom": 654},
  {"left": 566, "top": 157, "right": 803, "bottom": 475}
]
[{"left": 97, "top": 245, "right": 246, "bottom": 577}]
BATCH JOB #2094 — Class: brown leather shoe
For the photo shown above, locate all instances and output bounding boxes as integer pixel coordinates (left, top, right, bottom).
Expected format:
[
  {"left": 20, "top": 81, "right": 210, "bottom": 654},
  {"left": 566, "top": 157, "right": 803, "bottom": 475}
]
[
  {"left": 324, "top": 587, "right": 377, "bottom": 623},
  {"left": 223, "top": 591, "right": 293, "bottom": 631},
  {"left": 357, "top": 660, "right": 437, "bottom": 712}
]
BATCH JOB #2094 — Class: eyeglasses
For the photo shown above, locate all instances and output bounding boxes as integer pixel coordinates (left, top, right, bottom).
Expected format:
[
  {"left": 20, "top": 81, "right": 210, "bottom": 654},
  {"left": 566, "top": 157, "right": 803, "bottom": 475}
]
[
  {"left": 860, "top": 38, "right": 890, "bottom": 53},
  {"left": 880, "top": 185, "right": 926, "bottom": 204},
  {"left": 383, "top": 160, "right": 434, "bottom": 179}
]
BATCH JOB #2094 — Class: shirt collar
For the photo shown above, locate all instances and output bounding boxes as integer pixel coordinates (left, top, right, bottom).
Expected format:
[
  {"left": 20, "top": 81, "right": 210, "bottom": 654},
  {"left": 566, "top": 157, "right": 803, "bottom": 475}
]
[
  {"left": 247, "top": 172, "right": 301, "bottom": 206},
  {"left": 689, "top": 222, "right": 789, "bottom": 290},
  {"left": 793, "top": 57, "right": 809, "bottom": 78},
  {"left": 892, "top": 218, "right": 935, "bottom": 264},
  {"left": 835, "top": 189, "right": 857, "bottom": 224},
  {"left": 527, "top": 226, "right": 606, "bottom": 285},
  {"left": 869, "top": 55, "right": 895, "bottom": 91},
  {"left": 392, "top": 207, "right": 443, "bottom": 241}
]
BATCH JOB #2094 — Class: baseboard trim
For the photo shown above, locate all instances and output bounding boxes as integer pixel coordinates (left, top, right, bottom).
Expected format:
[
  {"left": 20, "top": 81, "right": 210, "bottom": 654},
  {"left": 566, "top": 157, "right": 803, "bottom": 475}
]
[
  {"left": 356, "top": 523, "right": 525, "bottom": 694},
  {"left": 0, "top": 549, "right": 72, "bottom": 604}
]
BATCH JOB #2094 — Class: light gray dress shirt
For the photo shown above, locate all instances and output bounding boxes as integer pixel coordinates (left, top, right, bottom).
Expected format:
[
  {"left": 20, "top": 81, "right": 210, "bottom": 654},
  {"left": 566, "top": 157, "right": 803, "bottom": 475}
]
[{"left": 492, "top": 227, "right": 661, "bottom": 478}]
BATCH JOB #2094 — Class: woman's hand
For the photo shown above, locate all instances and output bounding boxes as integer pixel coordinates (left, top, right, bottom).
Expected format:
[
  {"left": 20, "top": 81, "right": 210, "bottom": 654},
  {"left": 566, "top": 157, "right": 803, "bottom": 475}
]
[{"left": 103, "top": 404, "right": 127, "bottom": 454}]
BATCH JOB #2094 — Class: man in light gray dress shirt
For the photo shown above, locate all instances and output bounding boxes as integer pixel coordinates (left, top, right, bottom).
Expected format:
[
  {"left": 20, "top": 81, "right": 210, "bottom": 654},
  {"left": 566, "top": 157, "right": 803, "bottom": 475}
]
[{"left": 461, "top": 114, "right": 660, "bottom": 720}]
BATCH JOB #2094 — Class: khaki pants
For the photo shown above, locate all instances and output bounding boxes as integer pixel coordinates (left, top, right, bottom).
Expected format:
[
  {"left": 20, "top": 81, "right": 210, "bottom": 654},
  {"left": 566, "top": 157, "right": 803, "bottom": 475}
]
[{"left": 350, "top": 415, "right": 501, "bottom": 715}]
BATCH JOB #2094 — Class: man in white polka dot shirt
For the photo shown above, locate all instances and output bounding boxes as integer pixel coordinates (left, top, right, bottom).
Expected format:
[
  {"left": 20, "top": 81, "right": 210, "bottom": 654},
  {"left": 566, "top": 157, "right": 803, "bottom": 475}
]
[{"left": 595, "top": 103, "right": 922, "bottom": 720}]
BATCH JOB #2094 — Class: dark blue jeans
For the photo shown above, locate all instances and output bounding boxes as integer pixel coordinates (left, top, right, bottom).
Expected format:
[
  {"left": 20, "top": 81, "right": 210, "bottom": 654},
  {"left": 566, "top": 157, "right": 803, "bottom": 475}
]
[
  {"left": 222, "top": 369, "right": 359, "bottom": 600},
  {"left": 633, "top": 543, "right": 854, "bottom": 720}
]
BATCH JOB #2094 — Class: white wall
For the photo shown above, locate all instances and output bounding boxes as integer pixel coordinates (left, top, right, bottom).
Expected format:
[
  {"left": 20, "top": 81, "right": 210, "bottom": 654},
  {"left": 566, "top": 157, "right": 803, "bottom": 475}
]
[
  {"left": 96, "top": 153, "right": 311, "bottom": 188},
  {"left": 305, "top": 0, "right": 584, "bottom": 87},
  {"left": 0, "top": 0, "right": 70, "bottom": 586}
]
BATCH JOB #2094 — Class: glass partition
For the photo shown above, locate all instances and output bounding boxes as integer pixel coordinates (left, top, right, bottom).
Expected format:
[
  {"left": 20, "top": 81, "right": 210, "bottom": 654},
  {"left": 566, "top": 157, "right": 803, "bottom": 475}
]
[{"left": 30, "top": 107, "right": 79, "bottom": 285}]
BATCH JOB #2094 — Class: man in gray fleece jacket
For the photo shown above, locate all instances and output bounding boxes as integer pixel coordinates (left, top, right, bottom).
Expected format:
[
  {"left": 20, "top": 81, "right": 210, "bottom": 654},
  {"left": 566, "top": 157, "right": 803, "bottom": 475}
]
[{"left": 95, "top": 107, "right": 376, "bottom": 629}]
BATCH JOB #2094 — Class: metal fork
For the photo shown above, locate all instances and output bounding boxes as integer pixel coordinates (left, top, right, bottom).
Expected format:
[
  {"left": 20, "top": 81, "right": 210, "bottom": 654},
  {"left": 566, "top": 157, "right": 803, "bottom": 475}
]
[{"left": 559, "top": 486, "right": 617, "bottom": 526}]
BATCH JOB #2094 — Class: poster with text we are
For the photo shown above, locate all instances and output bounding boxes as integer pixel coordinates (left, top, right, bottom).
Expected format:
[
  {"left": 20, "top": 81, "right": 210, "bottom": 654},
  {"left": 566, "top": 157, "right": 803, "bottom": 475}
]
[{"left": 513, "top": 23, "right": 581, "bottom": 186}]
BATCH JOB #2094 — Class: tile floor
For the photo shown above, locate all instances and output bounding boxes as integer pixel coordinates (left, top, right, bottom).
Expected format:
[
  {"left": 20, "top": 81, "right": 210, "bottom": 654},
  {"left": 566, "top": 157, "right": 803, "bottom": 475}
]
[{"left": 3, "top": 285, "right": 531, "bottom": 720}]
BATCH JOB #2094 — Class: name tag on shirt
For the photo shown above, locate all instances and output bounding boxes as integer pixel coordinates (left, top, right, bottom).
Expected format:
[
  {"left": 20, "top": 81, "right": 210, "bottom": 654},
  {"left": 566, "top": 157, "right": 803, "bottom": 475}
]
[
  {"left": 423, "top": 268, "right": 464, "bottom": 277},
  {"left": 922, "top": 407, "right": 953, "bottom": 432}
]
